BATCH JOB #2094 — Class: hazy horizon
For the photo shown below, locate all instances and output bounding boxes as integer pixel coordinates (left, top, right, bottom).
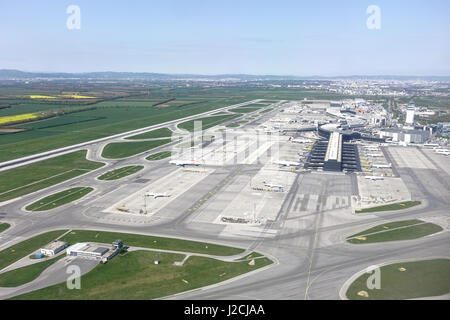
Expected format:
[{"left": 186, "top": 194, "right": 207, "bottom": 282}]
[{"left": 1, "top": 0, "right": 449, "bottom": 76}]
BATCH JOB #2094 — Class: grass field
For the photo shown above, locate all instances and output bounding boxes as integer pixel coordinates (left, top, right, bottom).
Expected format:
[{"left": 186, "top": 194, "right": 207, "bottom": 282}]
[
  {"left": 0, "top": 230, "right": 67, "bottom": 271},
  {"left": 346, "top": 259, "right": 450, "bottom": 300},
  {"left": 11, "top": 250, "right": 272, "bottom": 300},
  {"left": 0, "top": 97, "right": 244, "bottom": 162},
  {"left": 60, "top": 230, "right": 245, "bottom": 256},
  {"left": 125, "top": 127, "right": 172, "bottom": 140},
  {"left": 25, "top": 187, "right": 94, "bottom": 211},
  {"left": 101, "top": 139, "right": 171, "bottom": 159},
  {"left": 0, "top": 150, "right": 104, "bottom": 202},
  {"left": 146, "top": 151, "right": 172, "bottom": 161},
  {"left": 97, "top": 166, "right": 144, "bottom": 180},
  {"left": 229, "top": 107, "right": 262, "bottom": 113},
  {"left": 355, "top": 201, "right": 421, "bottom": 213},
  {"left": 0, "top": 223, "right": 10, "bottom": 233},
  {"left": 347, "top": 219, "right": 443, "bottom": 244},
  {"left": 0, "top": 254, "right": 65, "bottom": 287},
  {"left": 178, "top": 114, "right": 241, "bottom": 132}
]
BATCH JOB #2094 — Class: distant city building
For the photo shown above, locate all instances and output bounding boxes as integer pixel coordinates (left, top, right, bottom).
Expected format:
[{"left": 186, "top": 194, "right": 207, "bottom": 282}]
[{"left": 436, "top": 122, "right": 450, "bottom": 138}]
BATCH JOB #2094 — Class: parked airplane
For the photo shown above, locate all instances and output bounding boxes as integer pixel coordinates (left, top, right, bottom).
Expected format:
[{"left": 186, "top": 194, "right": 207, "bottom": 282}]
[
  {"left": 364, "top": 175, "right": 384, "bottom": 181},
  {"left": 169, "top": 160, "right": 199, "bottom": 167},
  {"left": 372, "top": 163, "right": 392, "bottom": 168},
  {"left": 145, "top": 192, "right": 171, "bottom": 199}
]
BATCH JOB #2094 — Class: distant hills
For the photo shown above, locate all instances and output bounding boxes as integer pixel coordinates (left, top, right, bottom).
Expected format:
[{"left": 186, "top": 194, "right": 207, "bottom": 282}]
[{"left": 0, "top": 69, "right": 449, "bottom": 81}]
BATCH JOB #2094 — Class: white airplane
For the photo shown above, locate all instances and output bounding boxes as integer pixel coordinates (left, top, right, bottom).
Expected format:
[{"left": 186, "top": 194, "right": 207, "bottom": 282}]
[
  {"left": 263, "top": 182, "right": 284, "bottom": 189},
  {"left": 289, "top": 137, "right": 310, "bottom": 144},
  {"left": 366, "top": 153, "right": 383, "bottom": 157},
  {"left": 372, "top": 163, "right": 392, "bottom": 168},
  {"left": 272, "top": 160, "right": 301, "bottom": 167},
  {"left": 364, "top": 174, "right": 384, "bottom": 181},
  {"left": 434, "top": 149, "right": 449, "bottom": 153},
  {"left": 145, "top": 192, "right": 171, "bottom": 199},
  {"left": 169, "top": 160, "right": 199, "bottom": 167},
  {"left": 435, "top": 150, "right": 450, "bottom": 156}
]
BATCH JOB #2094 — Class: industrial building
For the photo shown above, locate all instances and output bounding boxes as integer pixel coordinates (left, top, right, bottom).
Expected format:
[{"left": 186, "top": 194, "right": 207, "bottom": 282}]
[
  {"left": 379, "top": 128, "right": 430, "bottom": 144},
  {"left": 40, "top": 241, "right": 68, "bottom": 257},
  {"left": 66, "top": 241, "right": 121, "bottom": 263}
]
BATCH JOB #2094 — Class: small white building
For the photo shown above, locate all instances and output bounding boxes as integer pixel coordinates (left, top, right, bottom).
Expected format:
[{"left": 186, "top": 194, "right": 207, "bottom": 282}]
[{"left": 40, "top": 241, "right": 68, "bottom": 256}]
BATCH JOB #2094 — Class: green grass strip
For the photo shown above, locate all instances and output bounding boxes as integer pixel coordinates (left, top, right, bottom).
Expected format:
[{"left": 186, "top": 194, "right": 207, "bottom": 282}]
[
  {"left": 101, "top": 139, "right": 171, "bottom": 159},
  {"left": 146, "top": 151, "right": 172, "bottom": 161},
  {"left": 26, "top": 187, "right": 93, "bottom": 211},
  {"left": 98, "top": 166, "right": 144, "bottom": 180},
  {"left": 0, "top": 254, "right": 65, "bottom": 287},
  {"left": 355, "top": 201, "right": 421, "bottom": 213},
  {"left": 346, "top": 259, "right": 450, "bottom": 300}
]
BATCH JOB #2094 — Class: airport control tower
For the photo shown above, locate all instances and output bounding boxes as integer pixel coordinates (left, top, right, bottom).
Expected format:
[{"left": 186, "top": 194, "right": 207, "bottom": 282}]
[{"left": 405, "top": 102, "right": 415, "bottom": 126}]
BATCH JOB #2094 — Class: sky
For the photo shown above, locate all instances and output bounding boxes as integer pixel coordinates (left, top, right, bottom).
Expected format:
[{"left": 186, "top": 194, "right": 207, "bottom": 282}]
[{"left": 1, "top": 0, "right": 449, "bottom": 76}]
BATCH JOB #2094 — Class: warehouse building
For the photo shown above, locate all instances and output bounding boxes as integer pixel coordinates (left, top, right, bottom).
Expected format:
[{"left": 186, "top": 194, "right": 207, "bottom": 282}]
[{"left": 40, "top": 241, "right": 68, "bottom": 257}]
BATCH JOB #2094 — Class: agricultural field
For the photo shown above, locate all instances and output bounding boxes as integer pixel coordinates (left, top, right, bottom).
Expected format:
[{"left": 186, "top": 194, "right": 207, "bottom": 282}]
[
  {"left": 125, "top": 127, "right": 172, "bottom": 140},
  {"left": 346, "top": 219, "right": 443, "bottom": 244},
  {"left": 101, "top": 139, "right": 171, "bottom": 159},
  {"left": 0, "top": 84, "right": 367, "bottom": 163},
  {"left": 0, "top": 150, "right": 104, "bottom": 202},
  {"left": 0, "top": 95, "right": 244, "bottom": 162},
  {"left": 25, "top": 187, "right": 94, "bottom": 211},
  {"left": 97, "top": 166, "right": 144, "bottom": 180}
]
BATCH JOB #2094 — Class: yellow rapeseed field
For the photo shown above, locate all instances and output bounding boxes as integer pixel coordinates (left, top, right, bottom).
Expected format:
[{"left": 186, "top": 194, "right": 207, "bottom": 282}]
[
  {"left": 29, "top": 95, "right": 56, "bottom": 99},
  {"left": 57, "top": 94, "right": 96, "bottom": 99},
  {"left": 0, "top": 113, "right": 40, "bottom": 125}
]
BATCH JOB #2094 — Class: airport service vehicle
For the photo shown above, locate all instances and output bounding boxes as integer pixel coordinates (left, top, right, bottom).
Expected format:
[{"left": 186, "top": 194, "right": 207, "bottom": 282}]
[
  {"left": 272, "top": 159, "right": 301, "bottom": 167},
  {"left": 263, "top": 182, "right": 284, "bottom": 189},
  {"left": 364, "top": 174, "right": 384, "bottom": 181},
  {"left": 366, "top": 153, "right": 383, "bottom": 157},
  {"left": 289, "top": 137, "right": 310, "bottom": 144},
  {"left": 169, "top": 160, "right": 199, "bottom": 167},
  {"left": 145, "top": 192, "right": 171, "bottom": 199},
  {"left": 372, "top": 162, "right": 392, "bottom": 168}
]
